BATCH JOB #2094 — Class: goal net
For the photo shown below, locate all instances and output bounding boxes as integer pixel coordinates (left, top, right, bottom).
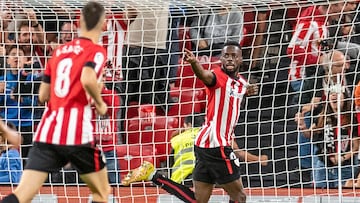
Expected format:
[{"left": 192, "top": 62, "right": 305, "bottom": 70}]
[{"left": 1, "top": 0, "right": 360, "bottom": 202}]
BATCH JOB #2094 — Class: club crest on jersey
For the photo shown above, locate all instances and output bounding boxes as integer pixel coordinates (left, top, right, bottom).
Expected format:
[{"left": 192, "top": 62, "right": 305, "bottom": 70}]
[{"left": 228, "top": 88, "right": 244, "bottom": 99}]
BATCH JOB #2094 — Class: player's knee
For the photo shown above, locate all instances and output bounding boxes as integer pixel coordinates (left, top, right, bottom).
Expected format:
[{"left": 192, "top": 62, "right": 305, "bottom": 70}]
[{"left": 93, "top": 184, "right": 111, "bottom": 201}]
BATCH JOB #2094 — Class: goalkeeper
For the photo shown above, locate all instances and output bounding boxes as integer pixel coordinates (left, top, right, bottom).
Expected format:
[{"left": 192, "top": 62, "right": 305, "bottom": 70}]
[{"left": 122, "top": 115, "right": 268, "bottom": 203}]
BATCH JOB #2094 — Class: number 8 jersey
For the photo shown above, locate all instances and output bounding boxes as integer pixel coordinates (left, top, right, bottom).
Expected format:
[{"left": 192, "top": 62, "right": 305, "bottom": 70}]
[{"left": 34, "top": 37, "right": 107, "bottom": 145}]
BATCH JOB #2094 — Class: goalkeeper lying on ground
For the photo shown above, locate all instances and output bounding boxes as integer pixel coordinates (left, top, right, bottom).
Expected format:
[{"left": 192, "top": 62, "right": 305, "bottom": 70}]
[{"left": 122, "top": 114, "right": 268, "bottom": 203}]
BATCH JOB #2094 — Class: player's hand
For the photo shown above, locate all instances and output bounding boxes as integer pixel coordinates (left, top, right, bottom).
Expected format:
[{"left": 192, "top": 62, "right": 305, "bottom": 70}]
[
  {"left": 294, "top": 112, "right": 307, "bottom": 130},
  {"left": 260, "top": 155, "right": 269, "bottom": 166},
  {"left": 198, "top": 39, "right": 208, "bottom": 49},
  {"left": 184, "top": 48, "right": 197, "bottom": 64},
  {"left": 247, "top": 84, "right": 259, "bottom": 96},
  {"left": 95, "top": 101, "right": 108, "bottom": 116}
]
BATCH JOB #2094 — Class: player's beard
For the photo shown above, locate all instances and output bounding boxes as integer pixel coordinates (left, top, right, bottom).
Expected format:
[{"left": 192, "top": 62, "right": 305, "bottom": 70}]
[{"left": 222, "top": 64, "right": 239, "bottom": 77}]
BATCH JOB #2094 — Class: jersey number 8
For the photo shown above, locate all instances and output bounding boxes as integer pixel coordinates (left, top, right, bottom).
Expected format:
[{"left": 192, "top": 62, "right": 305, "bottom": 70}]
[{"left": 54, "top": 58, "right": 72, "bottom": 98}]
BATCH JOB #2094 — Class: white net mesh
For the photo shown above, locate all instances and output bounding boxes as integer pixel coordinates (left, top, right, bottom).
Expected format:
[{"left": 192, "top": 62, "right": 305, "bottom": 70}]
[{"left": 0, "top": 0, "right": 360, "bottom": 202}]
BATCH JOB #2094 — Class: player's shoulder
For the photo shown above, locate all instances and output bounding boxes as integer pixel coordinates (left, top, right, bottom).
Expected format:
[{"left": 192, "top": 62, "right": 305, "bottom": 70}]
[
  {"left": 236, "top": 74, "right": 248, "bottom": 86},
  {"left": 211, "top": 66, "right": 223, "bottom": 75}
]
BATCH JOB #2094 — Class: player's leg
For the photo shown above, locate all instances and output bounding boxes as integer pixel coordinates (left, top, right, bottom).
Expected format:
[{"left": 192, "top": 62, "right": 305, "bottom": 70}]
[
  {"left": 12, "top": 170, "right": 48, "bottom": 203},
  {"left": 68, "top": 145, "right": 110, "bottom": 202},
  {"left": 122, "top": 161, "right": 196, "bottom": 203},
  {"left": 1, "top": 170, "right": 48, "bottom": 203},
  {"left": 219, "top": 178, "right": 246, "bottom": 203},
  {"left": 204, "top": 146, "right": 246, "bottom": 203},
  {"left": 192, "top": 146, "right": 217, "bottom": 203},
  {"left": 152, "top": 172, "right": 196, "bottom": 203},
  {"left": 2, "top": 142, "right": 67, "bottom": 203},
  {"left": 80, "top": 168, "right": 111, "bottom": 202},
  {"left": 193, "top": 180, "right": 213, "bottom": 203}
]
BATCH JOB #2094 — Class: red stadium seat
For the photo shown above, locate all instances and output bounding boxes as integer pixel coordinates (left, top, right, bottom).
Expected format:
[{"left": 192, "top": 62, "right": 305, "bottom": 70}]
[
  {"left": 175, "top": 57, "right": 221, "bottom": 88},
  {"left": 125, "top": 116, "right": 179, "bottom": 166},
  {"left": 116, "top": 145, "right": 156, "bottom": 180},
  {"left": 167, "top": 87, "right": 206, "bottom": 121},
  {"left": 125, "top": 101, "right": 140, "bottom": 119}
]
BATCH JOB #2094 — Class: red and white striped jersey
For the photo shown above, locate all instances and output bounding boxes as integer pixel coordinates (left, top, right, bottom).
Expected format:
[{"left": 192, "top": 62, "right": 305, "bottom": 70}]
[
  {"left": 287, "top": 6, "right": 328, "bottom": 81},
  {"left": 195, "top": 67, "right": 248, "bottom": 148},
  {"left": 99, "top": 13, "right": 128, "bottom": 81},
  {"left": 34, "top": 37, "right": 107, "bottom": 145},
  {"left": 93, "top": 88, "right": 120, "bottom": 152}
]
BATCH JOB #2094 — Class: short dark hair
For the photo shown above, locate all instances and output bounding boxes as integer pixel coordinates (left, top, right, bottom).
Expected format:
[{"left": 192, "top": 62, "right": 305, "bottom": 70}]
[
  {"left": 7, "top": 45, "right": 25, "bottom": 55},
  {"left": 17, "top": 21, "right": 30, "bottom": 32},
  {"left": 223, "top": 41, "right": 242, "bottom": 50},
  {"left": 81, "top": 1, "right": 105, "bottom": 30},
  {"left": 184, "top": 114, "right": 205, "bottom": 127}
]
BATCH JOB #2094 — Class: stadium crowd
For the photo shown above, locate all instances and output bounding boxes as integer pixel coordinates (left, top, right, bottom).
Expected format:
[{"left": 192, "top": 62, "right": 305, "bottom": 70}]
[{"left": 0, "top": 0, "right": 360, "bottom": 191}]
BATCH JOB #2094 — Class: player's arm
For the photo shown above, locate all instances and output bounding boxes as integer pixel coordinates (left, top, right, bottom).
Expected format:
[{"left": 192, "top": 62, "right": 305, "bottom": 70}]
[
  {"left": 183, "top": 48, "right": 215, "bottom": 86},
  {"left": 38, "top": 74, "right": 51, "bottom": 104},
  {"left": 81, "top": 67, "right": 107, "bottom": 115}
]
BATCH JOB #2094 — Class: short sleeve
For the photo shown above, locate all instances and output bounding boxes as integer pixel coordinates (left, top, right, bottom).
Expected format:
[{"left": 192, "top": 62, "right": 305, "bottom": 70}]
[
  {"left": 208, "top": 67, "right": 226, "bottom": 90},
  {"left": 84, "top": 47, "right": 107, "bottom": 75}
]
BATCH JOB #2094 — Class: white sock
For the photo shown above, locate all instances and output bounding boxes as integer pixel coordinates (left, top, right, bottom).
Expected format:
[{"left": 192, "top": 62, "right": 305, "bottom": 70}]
[{"left": 147, "top": 170, "right": 156, "bottom": 181}]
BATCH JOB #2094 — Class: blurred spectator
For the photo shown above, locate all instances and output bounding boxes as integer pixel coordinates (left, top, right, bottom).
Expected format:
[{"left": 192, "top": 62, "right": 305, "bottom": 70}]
[
  {"left": 0, "top": 45, "right": 39, "bottom": 158},
  {"left": 295, "top": 91, "right": 359, "bottom": 188},
  {"left": 300, "top": 50, "right": 351, "bottom": 107},
  {"left": 296, "top": 50, "right": 351, "bottom": 184},
  {"left": 0, "top": 10, "right": 13, "bottom": 74},
  {"left": 93, "top": 87, "right": 121, "bottom": 184},
  {"left": 59, "top": 22, "right": 78, "bottom": 44},
  {"left": 100, "top": 7, "right": 137, "bottom": 83},
  {"left": 0, "top": 9, "right": 13, "bottom": 45},
  {"left": 329, "top": 1, "right": 360, "bottom": 86},
  {"left": 242, "top": 9, "right": 269, "bottom": 71},
  {"left": 122, "top": 3, "right": 173, "bottom": 111},
  {"left": 287, "top": 1, "right": 344, "bottom": 106},
  {"left": 16, "top": 9, "right": 49, "bottom": 70},
  {"left": 189, "top": 5, "right": 243, "bottom": 57},
  {"left": 167, "top": 6, "right": 182, "bottom": 87},
  {"left": 0, "top": 122, "right": 22, "bottom": 184}
]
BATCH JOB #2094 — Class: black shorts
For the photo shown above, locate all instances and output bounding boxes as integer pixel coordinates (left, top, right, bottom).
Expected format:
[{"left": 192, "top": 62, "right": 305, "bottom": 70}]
[
  {"left": 193, "top": 146, "right": 241, "bottom": 185},
  {"left": 25, "top": 142, "right": 106, "bottom": 174}
]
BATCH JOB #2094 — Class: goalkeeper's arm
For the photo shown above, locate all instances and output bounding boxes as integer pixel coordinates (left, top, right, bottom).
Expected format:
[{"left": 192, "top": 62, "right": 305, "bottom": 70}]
[{"left": 232, "top": 139, "right": 269, "bottom": 166}]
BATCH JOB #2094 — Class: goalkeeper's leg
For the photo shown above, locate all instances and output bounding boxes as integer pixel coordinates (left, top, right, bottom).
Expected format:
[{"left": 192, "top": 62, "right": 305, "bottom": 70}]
[
  {"left": 151, "top": 171, "right": 196, "bottom": 203},
  {"left": 122, "top": 161, "right": 196, "bottom": 203}
]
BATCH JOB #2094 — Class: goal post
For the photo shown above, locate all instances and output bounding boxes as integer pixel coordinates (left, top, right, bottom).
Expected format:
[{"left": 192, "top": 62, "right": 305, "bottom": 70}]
[{"left": 0, "top": 0, "right": 360, "bottom": 202}]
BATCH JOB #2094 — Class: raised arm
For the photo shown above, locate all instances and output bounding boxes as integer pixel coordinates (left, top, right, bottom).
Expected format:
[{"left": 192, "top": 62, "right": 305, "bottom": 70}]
[{"left": 183, "top": 48, "right": 215, "bottom": 86}]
